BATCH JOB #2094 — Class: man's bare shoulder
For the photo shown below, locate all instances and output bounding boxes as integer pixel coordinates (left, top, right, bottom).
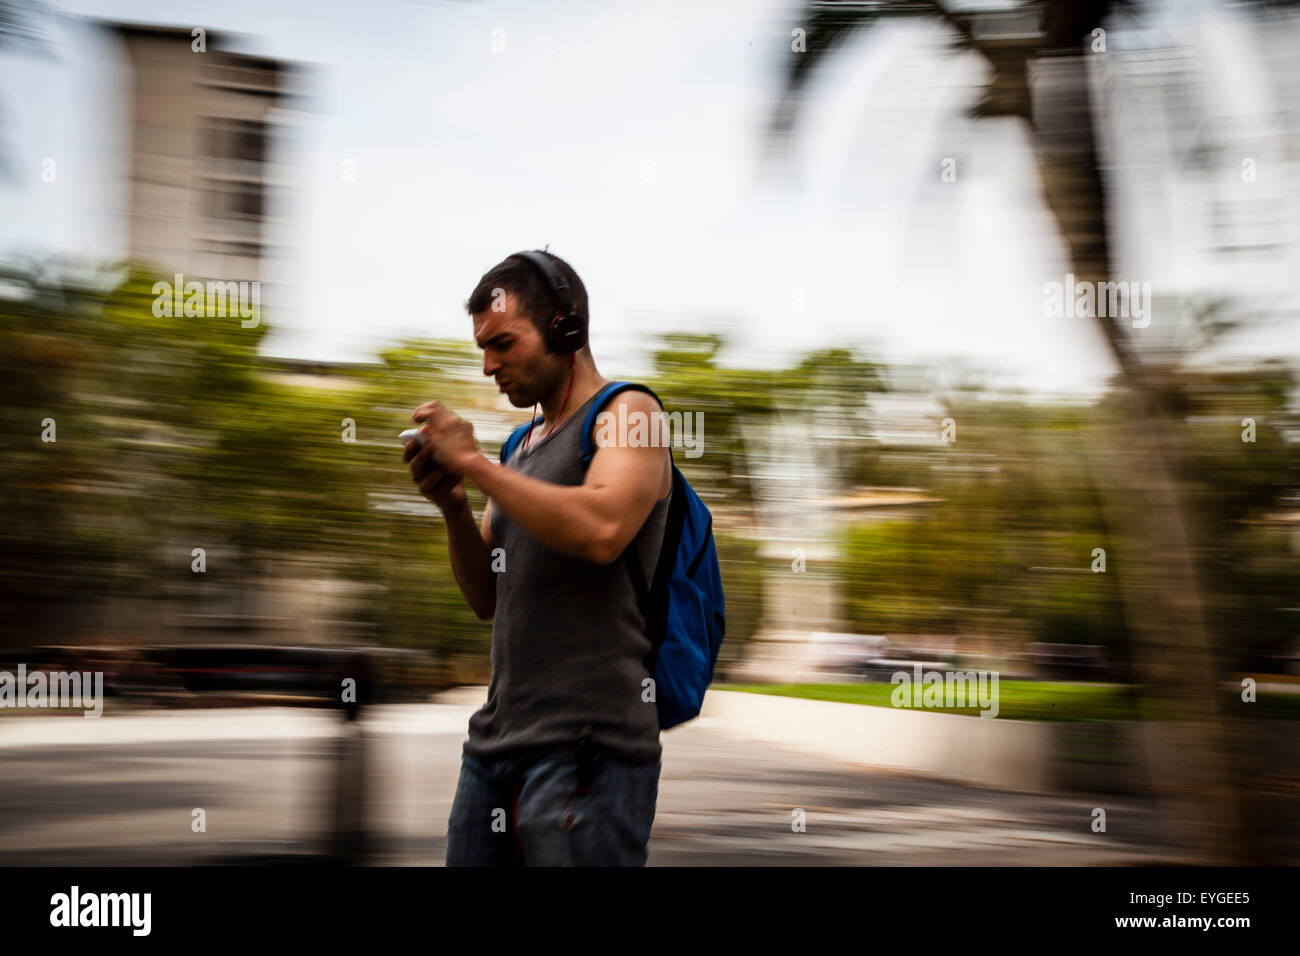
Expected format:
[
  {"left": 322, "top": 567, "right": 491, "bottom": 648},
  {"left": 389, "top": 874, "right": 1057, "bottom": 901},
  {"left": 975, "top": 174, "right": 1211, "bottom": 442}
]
[
  {"left": 599, "top": 387, "right": 662, "bottom": 418},
  {"left": 589, "top": 387, "right": 672, "bottom": 500}
]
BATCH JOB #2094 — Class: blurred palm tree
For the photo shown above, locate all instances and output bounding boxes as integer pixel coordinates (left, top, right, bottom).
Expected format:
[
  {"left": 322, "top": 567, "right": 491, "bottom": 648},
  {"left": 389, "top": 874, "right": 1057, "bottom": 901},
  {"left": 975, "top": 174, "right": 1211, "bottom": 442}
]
[
  {"left": 768, "top": 0, "right": 1281, "bottom": 862},
  {"left": 0, "top": 0, "right": 56, "bottom": 181}
]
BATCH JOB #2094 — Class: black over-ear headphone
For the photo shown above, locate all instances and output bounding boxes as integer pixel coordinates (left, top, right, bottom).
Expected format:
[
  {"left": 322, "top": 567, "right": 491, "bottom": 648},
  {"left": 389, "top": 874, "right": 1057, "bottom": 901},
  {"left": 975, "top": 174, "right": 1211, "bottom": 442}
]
[{"left": 509, "top": 249, "right": 589, "bottom": 354}]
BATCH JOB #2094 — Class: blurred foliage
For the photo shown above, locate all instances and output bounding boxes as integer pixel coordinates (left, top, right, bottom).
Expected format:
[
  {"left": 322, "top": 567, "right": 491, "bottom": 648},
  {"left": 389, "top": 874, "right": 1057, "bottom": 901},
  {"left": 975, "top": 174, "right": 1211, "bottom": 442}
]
[
  {"left": 712, "top": 529, "right": 763, "bottom": 679},
  {"left": 0, "top": 270, "right": 829, "bottom": 670},
  {"left": 2, "top": 264, "right": 1296, "bottom": 683},
  {"left": 838, "top": 367, "right": 1300, "bottom": 673},
  {"left": 1135, "top": 361, "right": 1300, "bottom": 669},
  {"left": 643, "top": 332, "right": 778, "bottom": 511},
  {"left": 643, "top": 334, "right": 885, "bottom": 510},
  {"left": 839, "top": 401, "right": 1128, "bottom": 653}
]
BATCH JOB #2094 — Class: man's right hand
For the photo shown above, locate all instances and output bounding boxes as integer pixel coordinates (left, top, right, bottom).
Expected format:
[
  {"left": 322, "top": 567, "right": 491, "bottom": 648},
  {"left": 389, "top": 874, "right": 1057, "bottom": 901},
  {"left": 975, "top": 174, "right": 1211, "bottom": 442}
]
[{"left": 404, "top": 437, "right": 468, "bottom": 511}]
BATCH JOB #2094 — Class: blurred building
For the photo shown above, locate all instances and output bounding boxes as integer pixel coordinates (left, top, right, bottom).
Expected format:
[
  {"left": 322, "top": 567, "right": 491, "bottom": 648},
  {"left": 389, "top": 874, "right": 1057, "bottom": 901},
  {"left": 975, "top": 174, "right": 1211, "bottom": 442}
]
[
  {"left": 82, "top": 23, "right": 318, "bottom": 646},
  {"left": 103, "top": 22, "right": 310, "bottom": 285}
]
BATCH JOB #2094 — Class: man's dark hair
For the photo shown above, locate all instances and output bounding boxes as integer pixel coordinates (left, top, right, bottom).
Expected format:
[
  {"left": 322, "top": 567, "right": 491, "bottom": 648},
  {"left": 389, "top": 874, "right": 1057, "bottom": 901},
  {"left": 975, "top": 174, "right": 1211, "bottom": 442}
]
[{"left": 464, "top": 251, "right": 589, "bottom": 346}]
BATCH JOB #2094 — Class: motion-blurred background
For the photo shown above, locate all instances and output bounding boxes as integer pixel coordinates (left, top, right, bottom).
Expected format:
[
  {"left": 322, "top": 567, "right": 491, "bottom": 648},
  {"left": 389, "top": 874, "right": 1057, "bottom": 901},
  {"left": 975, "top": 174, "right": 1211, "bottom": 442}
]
[{"left": 1, "top": 0, "right": 1298, "bottom": 865}]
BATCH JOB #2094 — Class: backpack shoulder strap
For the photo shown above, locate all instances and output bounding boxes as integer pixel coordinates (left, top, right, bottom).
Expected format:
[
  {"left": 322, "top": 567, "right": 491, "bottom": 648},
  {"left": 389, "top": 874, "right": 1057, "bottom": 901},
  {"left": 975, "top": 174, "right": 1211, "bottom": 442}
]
[
  {"left": 579, "top": 381, "right": 665, "bottom": 465},
  {"left": 575, "top": 382, "right": 682, "bottom": 665},
  {"left": 499, "top": 416, "right": 544, "bottom": 465}
]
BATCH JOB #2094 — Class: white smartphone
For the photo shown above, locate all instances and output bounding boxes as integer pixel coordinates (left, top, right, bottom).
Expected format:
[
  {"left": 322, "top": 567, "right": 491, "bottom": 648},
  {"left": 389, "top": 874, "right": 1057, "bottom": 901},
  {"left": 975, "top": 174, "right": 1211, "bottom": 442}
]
[{"left": 400, "top": 427, "right": 448, "bottom": 481}]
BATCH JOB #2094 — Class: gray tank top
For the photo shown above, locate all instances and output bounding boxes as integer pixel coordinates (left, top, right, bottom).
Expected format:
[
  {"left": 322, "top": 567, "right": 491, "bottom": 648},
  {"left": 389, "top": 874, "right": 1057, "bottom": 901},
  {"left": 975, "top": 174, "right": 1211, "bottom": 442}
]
[{"left": 464, "top": 386, "right": 670, "bottom": 765}]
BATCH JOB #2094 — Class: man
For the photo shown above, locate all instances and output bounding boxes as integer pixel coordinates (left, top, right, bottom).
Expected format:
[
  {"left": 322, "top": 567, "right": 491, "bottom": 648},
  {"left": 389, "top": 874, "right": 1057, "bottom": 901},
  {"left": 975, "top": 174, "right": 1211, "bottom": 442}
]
[{"left": 403, "top": 250, "right": 672, "bottom": 866}]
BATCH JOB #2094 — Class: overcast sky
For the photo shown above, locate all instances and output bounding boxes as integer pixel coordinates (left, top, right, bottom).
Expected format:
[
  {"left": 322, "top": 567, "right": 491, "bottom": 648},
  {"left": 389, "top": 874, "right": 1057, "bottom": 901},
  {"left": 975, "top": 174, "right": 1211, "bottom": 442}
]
[{"left": 3, "top": 0, "right": 1297, "bottom": 395}]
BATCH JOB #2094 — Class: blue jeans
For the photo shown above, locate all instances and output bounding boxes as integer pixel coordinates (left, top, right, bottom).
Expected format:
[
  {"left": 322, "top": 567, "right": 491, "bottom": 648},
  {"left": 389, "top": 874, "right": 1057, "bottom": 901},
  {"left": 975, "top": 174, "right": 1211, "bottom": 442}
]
[{"left": 445, "top": 748, "right": 660, "bottom": 866}]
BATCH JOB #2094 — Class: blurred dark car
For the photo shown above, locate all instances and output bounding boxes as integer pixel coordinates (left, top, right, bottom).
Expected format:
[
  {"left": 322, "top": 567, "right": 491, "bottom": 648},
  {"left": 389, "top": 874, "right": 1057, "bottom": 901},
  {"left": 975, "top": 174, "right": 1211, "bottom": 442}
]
[
  {"left": 1028, "top": 642, "right": 1109, "bottom": 681},
  {"left": 20, "top": 643, "right": 448, "bottom": 708}
]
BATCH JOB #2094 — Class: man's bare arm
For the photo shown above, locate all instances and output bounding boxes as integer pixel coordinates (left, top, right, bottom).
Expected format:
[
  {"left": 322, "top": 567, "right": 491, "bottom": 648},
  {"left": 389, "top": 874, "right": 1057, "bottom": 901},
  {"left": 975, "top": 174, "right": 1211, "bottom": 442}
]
[
  {"left": 440, "top": 496, "right": 497, "bottom": 620},
  {"left": 403, "top": 436, "right": 497, "bottom": 620},
  {"left": 459, "top": 392, "right": 669, "bottom": 565}
]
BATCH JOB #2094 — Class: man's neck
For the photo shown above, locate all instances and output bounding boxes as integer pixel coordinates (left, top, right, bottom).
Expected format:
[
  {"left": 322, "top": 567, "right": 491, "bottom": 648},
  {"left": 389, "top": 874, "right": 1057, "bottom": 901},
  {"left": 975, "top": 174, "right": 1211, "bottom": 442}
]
[{"left": 539, "top": 359, "right": 606, "bottom": 433}]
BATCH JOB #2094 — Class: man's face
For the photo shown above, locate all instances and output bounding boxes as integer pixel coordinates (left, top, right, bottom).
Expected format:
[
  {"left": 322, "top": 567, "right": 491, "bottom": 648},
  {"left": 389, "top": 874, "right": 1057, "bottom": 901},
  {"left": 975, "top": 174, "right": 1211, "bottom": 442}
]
[{"left": 473, "top": 292, "right": 565, "bottom": 407}]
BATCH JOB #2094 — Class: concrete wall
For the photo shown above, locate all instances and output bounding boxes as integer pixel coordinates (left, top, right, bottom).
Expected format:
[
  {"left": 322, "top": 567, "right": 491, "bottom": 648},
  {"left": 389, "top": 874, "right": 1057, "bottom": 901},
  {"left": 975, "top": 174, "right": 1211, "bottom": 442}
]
[{"left": 696, "top": 690, "right": 1300, "bottom": 796}]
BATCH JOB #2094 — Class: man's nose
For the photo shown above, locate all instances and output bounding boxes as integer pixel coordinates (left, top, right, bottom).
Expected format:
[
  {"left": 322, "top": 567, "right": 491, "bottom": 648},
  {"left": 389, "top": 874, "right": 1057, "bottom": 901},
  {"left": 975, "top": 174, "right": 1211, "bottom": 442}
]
[{"left": 482, "top": 353, "right": 500, "bottom": 377}]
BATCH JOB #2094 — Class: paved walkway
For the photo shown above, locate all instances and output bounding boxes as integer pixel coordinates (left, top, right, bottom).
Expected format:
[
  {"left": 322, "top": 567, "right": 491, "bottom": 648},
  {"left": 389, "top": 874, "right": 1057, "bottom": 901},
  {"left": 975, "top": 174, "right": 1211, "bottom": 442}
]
[{"left": 0, "top": 690, "right": 1176, "bottom": 865}]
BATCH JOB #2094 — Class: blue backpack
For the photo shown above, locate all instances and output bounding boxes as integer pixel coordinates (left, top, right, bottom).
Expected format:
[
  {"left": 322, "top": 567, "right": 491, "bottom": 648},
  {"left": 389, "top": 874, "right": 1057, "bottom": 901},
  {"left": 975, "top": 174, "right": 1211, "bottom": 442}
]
[{"left": 498, "top": 381, "right": 726, "bottom": 729}]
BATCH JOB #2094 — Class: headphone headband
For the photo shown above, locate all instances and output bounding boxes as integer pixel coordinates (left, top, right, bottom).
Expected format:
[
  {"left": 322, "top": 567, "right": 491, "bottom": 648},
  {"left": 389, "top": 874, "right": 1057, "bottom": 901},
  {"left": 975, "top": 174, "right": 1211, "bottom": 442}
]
[{"left": 509, "top": 250, "right": 589, "bottom": 354}]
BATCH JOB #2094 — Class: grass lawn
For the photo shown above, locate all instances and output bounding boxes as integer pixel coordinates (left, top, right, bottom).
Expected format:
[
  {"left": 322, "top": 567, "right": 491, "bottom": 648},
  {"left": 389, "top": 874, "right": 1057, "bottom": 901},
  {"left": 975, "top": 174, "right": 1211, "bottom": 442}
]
[{"left": 716, "top": 680, "right": 1300, "bottom": 722}]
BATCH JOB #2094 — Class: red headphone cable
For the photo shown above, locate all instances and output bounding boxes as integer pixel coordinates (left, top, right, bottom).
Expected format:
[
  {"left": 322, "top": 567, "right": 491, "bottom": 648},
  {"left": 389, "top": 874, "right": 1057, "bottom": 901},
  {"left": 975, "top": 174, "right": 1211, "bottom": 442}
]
[{"left": 523, "top": 352, "right": 576, "bottom": 453}]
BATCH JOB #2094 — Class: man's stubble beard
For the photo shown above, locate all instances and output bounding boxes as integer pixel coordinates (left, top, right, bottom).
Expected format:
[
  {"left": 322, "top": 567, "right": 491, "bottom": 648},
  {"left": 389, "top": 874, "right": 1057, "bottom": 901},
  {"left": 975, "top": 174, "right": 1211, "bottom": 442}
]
[{"left": 512, "top": 351, "right": 570, "bottom": 408}]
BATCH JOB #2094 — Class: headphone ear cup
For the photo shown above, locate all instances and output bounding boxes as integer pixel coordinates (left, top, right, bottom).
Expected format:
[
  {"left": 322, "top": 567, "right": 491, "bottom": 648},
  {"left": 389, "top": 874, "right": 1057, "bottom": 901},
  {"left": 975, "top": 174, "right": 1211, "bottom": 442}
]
[
  {"left": 545, "top": 312, "right": 564, "bottom": 352},
  {"left": 548, "top": 311, "right": 588, "bottom": 353}
]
